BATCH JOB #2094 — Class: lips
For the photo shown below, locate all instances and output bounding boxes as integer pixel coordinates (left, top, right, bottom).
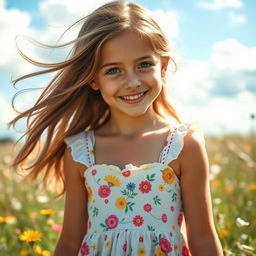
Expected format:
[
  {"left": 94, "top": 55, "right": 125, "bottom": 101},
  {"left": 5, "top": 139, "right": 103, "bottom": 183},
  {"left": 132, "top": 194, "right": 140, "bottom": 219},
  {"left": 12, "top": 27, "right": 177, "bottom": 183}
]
[{"left": 119, "top": 91, "right": 148, "bottom": 104}]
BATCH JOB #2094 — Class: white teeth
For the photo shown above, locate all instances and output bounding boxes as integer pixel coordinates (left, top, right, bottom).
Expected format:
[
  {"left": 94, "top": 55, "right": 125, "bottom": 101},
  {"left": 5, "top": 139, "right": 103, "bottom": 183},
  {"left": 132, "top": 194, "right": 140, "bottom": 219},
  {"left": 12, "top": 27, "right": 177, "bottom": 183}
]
[{"left": 121, "top": 92, "right": 144, "bottom": 100}]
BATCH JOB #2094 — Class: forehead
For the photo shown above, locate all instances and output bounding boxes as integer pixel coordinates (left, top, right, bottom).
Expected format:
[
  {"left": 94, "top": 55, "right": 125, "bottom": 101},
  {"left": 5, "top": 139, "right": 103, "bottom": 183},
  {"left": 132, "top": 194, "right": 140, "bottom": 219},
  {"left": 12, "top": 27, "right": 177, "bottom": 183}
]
[{"left": 100, "top": 31, "right": 156, "bottom": 62}]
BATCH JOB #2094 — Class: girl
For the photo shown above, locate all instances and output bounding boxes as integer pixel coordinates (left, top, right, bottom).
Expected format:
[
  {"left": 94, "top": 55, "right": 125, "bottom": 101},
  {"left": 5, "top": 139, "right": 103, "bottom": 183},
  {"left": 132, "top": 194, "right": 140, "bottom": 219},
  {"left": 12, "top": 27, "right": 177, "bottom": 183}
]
[{"left": 10, "top": 1, "right": 223, "bottom": 255}]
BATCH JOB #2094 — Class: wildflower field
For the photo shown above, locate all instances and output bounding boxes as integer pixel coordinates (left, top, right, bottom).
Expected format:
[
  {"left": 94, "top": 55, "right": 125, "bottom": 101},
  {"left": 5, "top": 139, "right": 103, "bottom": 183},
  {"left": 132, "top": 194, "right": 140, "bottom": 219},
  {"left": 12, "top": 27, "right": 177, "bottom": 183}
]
[{"left": 0, "top": 134, "right": 255, "bottom": 256}]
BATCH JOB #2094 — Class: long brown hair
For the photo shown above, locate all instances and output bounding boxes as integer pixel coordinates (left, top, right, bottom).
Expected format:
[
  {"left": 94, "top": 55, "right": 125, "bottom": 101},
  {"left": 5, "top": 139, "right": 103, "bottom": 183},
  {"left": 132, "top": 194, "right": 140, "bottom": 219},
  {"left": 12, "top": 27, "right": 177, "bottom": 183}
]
[{"left": 9, "top": 1, "right": 181, "bottom": 195}]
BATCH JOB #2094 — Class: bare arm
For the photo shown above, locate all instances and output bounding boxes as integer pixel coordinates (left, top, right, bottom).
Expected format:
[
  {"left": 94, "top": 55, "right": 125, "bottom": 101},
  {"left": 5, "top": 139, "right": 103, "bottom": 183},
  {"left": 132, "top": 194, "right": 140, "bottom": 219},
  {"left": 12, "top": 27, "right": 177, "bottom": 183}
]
[
  {"left": 179, "top": 131, "right": 223, "bottom": 256},
  {"left": 54, "top": 147, "right": 88, "bottom": 256}
]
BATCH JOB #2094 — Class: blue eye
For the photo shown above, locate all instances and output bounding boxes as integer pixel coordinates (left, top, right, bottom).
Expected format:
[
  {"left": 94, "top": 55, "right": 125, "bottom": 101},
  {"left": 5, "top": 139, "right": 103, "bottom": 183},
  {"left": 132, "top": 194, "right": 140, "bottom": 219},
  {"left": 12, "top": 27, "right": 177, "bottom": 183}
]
[
  {"left": 139, "top": 62, "right": 153, "bottom": 69},
  {"left": 105, "top": 68, "right": 120, "bottom": 75}
]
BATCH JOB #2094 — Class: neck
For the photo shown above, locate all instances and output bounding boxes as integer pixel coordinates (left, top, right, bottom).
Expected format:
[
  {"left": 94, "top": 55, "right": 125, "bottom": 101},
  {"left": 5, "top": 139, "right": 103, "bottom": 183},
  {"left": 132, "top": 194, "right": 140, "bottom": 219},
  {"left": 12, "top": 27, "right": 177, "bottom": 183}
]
[{"left": 105, "top": 107, "right": 168, "bottom": 136}]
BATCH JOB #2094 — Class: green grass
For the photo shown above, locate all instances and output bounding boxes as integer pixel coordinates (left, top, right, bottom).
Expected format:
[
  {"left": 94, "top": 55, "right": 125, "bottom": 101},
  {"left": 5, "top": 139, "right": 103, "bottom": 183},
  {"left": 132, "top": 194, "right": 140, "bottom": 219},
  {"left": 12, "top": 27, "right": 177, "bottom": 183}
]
[{"left": 0, "top": 135, "right": 255, "bottom": 256}]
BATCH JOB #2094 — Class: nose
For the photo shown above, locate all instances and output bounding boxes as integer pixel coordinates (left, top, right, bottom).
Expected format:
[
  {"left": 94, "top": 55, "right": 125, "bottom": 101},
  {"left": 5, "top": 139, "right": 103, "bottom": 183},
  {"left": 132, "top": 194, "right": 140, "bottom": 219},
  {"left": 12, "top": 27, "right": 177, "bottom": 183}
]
[{"left": 124, "top": 71, "right": 141, "bottom": 89}]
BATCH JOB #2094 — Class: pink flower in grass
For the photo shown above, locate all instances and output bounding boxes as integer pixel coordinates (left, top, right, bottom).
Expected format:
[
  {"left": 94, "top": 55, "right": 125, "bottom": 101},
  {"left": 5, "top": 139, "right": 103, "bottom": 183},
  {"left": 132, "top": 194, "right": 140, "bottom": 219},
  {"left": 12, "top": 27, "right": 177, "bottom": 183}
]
[{"left": 52, "top": 224, "right": 62, "bottom": 233}]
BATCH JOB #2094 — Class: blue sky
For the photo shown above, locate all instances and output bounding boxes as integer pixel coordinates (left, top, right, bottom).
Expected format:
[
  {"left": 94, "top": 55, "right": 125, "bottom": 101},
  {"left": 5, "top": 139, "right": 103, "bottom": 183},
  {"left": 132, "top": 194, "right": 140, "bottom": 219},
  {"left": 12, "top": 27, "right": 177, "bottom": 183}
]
[{"left": 1, "top": 0, "right": 256, "bottom": 139}]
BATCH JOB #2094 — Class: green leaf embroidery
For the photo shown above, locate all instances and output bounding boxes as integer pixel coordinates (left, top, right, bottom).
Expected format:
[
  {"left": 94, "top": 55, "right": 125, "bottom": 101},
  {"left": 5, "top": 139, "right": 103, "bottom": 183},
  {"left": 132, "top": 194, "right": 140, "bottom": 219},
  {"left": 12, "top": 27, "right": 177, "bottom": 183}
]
[
  {"left": 147, "top": 225, "right": 155, "bottom": 231},
  {"left": 147, "top": 173, "right": 156, "bottom": 182},
  {"left": 92, "top": 207, "right": 98, "bottom": 217},
  {"left": 172, "top": 192, "right": 177, "bottom": 202},
  {"left": 153, "top": 195, "right": 161, "bottom": 205}
]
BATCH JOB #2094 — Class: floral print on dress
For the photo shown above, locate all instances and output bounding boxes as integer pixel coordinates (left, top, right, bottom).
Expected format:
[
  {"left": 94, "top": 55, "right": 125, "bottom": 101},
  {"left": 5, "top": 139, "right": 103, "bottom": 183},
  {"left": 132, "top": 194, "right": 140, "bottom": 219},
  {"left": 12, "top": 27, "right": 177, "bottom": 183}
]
[{"left": 64, "top": 123, "right": 195, "bottom": 256}]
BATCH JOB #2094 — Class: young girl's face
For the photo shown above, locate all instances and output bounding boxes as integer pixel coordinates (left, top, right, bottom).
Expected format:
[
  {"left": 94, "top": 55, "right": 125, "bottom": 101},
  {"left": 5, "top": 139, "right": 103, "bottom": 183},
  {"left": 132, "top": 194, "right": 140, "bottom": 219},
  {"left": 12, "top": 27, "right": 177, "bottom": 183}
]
[{"left": 91, "top": 30, "right": 169, "bottom": 119}]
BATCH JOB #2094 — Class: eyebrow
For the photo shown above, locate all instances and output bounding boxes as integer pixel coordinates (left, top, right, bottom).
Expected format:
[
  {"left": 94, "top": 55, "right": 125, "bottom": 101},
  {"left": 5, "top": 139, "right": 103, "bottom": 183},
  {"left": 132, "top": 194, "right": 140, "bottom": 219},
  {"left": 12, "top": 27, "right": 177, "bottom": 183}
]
[{"left": 100, "top": 55, "right": 153, "bottom": 70}]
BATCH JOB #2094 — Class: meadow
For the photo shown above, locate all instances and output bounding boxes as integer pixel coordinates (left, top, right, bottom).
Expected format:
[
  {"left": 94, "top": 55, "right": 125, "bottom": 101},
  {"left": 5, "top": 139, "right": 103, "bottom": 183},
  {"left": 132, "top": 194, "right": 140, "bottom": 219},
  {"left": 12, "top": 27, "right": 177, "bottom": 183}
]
[{"left": 0, "top": 134, "right": 255, "bottom": 256}]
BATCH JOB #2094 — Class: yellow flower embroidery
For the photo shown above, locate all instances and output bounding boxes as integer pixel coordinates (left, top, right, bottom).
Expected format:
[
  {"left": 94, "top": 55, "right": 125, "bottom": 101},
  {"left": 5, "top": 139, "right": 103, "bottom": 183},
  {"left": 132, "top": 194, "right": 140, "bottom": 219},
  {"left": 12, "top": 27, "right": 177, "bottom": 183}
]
[
  {"left": 138, "top": 247, "right": 146, "bottom": 256},
  {"left": 104, "top": 175, "right": 121, "bottom": 187},
  {"left": 115, "top": 197, "right": 127, "bottom": 210},
  {"left": 19, "top": 230, "right": 42, "bottom": 243},
  {"left": 158, "top": 184, "right": 165, "bottom": 191},
  {"left": 162, "top": 167, "right": 175, "bottom": 184},
  {"left": 92, "top": 243, "right": 97, "bottom": 251},
  {"left": 105, "top": 241, "right": 111, "bottom": 248},
  {"left": 155, "top": 247, "right": 165, "bottom": 256},
  {"left": 87, "top": 186, "right": 93, "bottom": 202}
]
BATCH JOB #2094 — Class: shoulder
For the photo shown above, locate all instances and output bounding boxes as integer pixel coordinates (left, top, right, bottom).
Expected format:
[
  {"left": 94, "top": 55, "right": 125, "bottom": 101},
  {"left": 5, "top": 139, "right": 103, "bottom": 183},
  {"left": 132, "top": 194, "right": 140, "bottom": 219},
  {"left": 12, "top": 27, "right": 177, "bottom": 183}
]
[
  {"left": 63, "top": 146, "right": 87, "bottom": 180},
  {"left": 179, "top": 126, "right": 208, "bottom": 177}
]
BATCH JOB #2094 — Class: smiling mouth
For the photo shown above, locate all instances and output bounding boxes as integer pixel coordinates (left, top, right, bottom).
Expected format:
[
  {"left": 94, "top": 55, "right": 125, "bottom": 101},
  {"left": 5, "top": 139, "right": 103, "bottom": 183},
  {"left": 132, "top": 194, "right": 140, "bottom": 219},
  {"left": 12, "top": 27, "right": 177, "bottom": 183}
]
[{"left": 119, "top": 91, "right": 148, "bottom": 104}]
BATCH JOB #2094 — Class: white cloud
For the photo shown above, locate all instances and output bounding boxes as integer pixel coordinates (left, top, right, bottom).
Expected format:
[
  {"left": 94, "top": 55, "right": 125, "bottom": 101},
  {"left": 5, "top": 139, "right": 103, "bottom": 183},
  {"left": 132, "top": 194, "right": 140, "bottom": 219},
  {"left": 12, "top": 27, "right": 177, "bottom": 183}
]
[
  {"left": 0, "top": 1, "right": 37, "bottom": 76},
  {"left": 227, "top": 12, "right": 247, "bottom": 26},
  {"left": 198, "top": 0, "right": 243, "bottom": 10},
  {"left": 172, "top": 39, "right": 256, "bottom": 135},
  {"left": 150, "top": 10, "right": 179, "bottom": 43}
]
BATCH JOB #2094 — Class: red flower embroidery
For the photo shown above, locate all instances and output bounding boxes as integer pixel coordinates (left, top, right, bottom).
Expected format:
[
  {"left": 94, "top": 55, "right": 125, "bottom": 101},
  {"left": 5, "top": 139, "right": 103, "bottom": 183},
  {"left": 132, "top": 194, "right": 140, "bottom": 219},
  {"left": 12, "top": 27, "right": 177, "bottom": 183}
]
[
  {"left": 80, "top": 242, "right": 90, "bottom": 255},
  {"left": 170, "top": 206, "right": 174, "bottom": 212},
  {"left": 182, "top": 246, "right": 189, "bottom": 256},
  {"left": 122, "top": 170, "right": 131, "bottom": 177},
  {"left": 133, "top": 215, "right": 144, "bottom": 227},
  {"left": 104, "top": 234, "right": 108, "bottom": 241},
  {"left": 161, "top": 213, "right": 168, "bottom": 223},
  {"left": 143, "top": 203, "right": 152, "bottom": 212},
  {"left": 122, "top": 242, "right": 127, "bottom": 252},
  {"left": 159, "top": 237, "right": 172, "bottom": 253},
  {"left": 98, "top": 185, "right": 111, "bottom": 198},
  {"left": 139, "top": 236, "right": 144, "bottom": 242},
  {"left": 91, "top": 169, "right": 97, "bottom": 176},
  {"left": 139, "top": 181, "right": 152, "bottom": 193},
  {"left": 104, "top": 199, "right": 109, "bottom": 204},
  {"left": 178, "top": 213, "right": 183, "bottom": 227},
  {"left": 106, "top": 215, "right": 119, "bottom": 229}
]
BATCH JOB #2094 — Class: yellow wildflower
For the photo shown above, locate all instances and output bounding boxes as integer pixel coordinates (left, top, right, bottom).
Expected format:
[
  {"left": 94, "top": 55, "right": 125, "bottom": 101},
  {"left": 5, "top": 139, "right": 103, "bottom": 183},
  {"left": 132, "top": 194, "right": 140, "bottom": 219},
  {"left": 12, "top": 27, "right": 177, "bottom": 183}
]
[
  {"left": 225, "top": 186, "right": 233, "bottom": 194},
  {"left": 219, "top": 228, "right": 227, "bottom": 238},
  {"left": 40, "top": 209, "right": 55, "bottom": 216},
  {"left": 19, "top": 230, "right": 42, "bottom": 243},
  {"left": 212, "top": 180, "right": 221, "bottom": 188},
  {"left": 115, "top": 197, "right": 127, "bottom": 210},
  {"left": 104, "top": 175, "right": 121, "bottom": 187},
  {"left": 19, "top": 250, "right": 30, "bottom": 256},
  {"left": 252, "top": 219, "right": 256, "bottom": 226},
  {"left": 34, "top": 245, "right": 51, "bottom": 256},
  {"left": 0, "top": 216, "right": 5, "bottom": 223},
  {"left": 249, "top": 184, "right": 256, "bottom": 191}
]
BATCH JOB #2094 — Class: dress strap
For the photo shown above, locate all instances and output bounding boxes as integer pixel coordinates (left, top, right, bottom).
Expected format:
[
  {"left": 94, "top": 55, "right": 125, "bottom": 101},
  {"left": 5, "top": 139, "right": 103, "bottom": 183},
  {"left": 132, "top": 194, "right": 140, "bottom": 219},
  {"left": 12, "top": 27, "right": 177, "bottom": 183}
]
[
  {"left": 159, "top": 122, "right": 203, "bottom": 165},
  {"left": 64, "top": 131, "right": 95, "bottom": 167}
]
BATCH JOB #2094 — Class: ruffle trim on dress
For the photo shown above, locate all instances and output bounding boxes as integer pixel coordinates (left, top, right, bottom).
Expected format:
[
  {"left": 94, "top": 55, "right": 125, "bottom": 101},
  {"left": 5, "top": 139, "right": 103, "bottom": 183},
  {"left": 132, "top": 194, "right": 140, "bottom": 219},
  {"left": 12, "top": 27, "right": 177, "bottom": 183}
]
[
  {"left": 163, "top": 122, "right": 204, "bottom": 165},
  {"left": 64, "top": 132, "right": 91, "bottom": 167}
]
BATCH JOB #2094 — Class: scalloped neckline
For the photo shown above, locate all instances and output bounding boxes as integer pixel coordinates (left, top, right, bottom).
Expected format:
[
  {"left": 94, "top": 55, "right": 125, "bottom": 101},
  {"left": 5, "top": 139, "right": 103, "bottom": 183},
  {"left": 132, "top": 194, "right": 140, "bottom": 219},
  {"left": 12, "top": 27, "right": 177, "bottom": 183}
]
[{"left": 85, "top": 162, "right": 180, "bottom": 181}]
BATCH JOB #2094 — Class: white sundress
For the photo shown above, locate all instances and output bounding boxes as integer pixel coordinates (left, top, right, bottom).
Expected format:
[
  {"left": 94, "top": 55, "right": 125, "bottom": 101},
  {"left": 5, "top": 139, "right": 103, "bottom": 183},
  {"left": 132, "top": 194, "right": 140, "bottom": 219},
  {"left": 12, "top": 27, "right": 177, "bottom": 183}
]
[{"left": 65, "top": 122, "right": 201, "bottom": 256}]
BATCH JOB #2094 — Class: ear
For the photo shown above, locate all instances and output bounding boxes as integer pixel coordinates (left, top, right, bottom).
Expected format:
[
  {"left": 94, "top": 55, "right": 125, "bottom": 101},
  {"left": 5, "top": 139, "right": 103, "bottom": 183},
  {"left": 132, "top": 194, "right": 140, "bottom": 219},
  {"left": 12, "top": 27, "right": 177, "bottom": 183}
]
[
  {"left": 161, "top": 56, "right": 170, "bottom": 77},
  {"left": 89, "top": 80, "right": 100, "bottom": 91}
]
